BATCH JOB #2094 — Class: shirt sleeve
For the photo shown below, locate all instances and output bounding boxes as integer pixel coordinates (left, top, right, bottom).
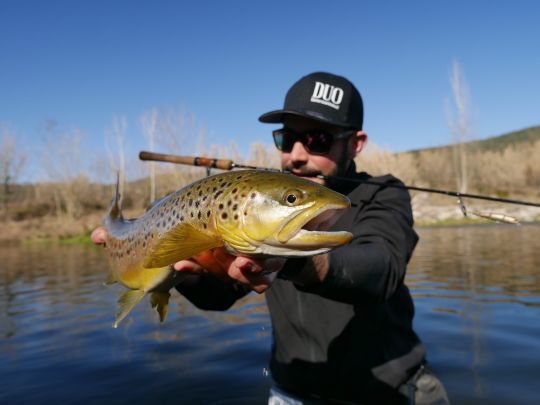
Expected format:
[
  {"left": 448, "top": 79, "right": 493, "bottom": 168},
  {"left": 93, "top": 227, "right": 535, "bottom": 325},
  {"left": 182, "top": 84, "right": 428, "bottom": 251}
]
[
  {"left": 295, "top": 179, "right": 418, "bottom": 303},
  {"left": 175, "top": 274, "right": 251, "bottom": 310}
]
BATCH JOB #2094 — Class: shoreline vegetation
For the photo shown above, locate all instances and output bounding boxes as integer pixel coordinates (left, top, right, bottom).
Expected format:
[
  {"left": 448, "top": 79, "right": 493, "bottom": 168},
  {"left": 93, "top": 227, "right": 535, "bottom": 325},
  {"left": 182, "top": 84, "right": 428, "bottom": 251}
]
[{"left": 3, "top": 125, "right": 540, "bottom": 245}]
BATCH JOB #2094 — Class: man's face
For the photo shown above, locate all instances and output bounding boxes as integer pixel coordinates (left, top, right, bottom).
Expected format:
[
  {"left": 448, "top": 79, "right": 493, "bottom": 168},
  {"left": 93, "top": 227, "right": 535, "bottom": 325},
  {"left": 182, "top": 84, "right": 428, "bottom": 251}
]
[{"left": 279, "top": 115, "right": 366, "bottom": 185}]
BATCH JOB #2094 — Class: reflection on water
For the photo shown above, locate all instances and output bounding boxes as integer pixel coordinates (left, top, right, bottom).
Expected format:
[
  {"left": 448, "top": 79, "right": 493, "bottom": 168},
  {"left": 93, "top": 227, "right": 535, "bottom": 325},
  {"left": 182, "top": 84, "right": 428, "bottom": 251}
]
[
  {"left": 0, "top": 243, "right": 272, "bottom": 404},
  {"left": 1, "top": 224, "right": 539, "bottom": 403},
  {"left": 409, "top": 223, "right": 540, "bottom": 405}
]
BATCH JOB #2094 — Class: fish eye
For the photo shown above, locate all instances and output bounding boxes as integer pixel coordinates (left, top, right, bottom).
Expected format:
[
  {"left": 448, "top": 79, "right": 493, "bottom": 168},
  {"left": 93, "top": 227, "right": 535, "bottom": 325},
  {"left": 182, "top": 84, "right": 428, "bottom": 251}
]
[{"left": 283, "top": 189, "right": 303, "bottom": 206}]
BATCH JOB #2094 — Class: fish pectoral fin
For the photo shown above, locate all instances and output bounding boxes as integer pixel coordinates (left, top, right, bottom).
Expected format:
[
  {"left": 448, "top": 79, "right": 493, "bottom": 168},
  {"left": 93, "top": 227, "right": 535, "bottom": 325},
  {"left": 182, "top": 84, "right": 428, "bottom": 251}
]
[
  {"left": 143, "top": 223, "right": 221, "bottom": 268},
  {"left": 113, "top": 289, "right": 146, "bottom": 328},
  {"left": 150, "top": 291, "right": 171, "bottom": 323}
]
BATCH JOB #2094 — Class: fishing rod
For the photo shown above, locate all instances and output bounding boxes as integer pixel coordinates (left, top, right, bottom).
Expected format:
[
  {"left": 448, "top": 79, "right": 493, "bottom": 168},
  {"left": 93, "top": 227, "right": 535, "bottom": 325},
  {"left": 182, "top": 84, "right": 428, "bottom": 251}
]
[{"left": 139, "top": 151, "right": 540, "bottom": 223}]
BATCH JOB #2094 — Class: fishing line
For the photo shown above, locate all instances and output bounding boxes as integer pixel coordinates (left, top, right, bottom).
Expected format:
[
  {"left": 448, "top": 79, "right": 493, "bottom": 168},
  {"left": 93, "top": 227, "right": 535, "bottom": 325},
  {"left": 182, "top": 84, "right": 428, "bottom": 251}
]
[{"left": 139, "top": 151, "right": 540, "bottom": 222}]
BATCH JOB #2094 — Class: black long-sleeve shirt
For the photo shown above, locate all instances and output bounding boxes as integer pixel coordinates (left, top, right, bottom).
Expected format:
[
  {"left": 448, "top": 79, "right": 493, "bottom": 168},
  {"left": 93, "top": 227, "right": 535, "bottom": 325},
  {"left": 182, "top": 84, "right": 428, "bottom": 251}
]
[{"left": 177, "top": 167, "right": 424, "bottom": 403}]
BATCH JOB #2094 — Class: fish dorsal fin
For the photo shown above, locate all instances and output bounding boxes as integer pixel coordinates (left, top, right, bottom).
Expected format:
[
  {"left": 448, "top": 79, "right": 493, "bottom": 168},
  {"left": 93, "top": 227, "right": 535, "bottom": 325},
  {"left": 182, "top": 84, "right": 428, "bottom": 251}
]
[
  {"left": 150, "top": 291, "right": 171, "bottom": 323},
  {"left": 114, "top": 289, "right": 145, "bottom": 328},
  {"left": 143, "top": 223, "right": 222, "bottom": 269},
  {"left": 107, "top": 171, "right": 124, "bottom": 221}
]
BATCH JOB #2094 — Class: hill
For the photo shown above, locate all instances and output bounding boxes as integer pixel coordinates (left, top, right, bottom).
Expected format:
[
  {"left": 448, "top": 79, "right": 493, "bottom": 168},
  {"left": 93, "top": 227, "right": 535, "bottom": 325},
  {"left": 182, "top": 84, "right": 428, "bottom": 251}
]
[{"left": 408, "top": 125, "right": 540, "bottom": 154}]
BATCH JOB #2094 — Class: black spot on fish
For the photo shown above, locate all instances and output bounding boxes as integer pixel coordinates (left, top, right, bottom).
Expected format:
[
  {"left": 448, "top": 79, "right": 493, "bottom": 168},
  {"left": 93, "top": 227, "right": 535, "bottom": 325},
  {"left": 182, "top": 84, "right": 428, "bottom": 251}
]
[
  {"left": 234, "top": 214, "right": 239, "bottom": 220},
  {"left": 215, "top": 190, "right": 223, "bottom": 198},
  {"left": 221, "top": 213, "right": 228, "bottom": 219},
  {"left": 207, "top": 211, "right": 211, "bottom": 217},
  {"left": 232, "top": 204, "right": 238, "bottom": 211},
  {"left": 198, "top": 212, "right": 201, "bottom": 219},
  {"left": 195, "top": 201, "right": 200, "bottom": 208},
  {"left": 232, "top": 188, "right": 237, "bottom": 194},
  {"left": 227, "top": 200, "right": 232, "bottom": 206},
  {"left": 251, "top": 193, "right": 256, "bottom": 199},
  {"left": 189, "top": 199, "right": 193, "bottom": 207},
  {"left": 190, "top": 212, "right": 194, "bottom": 218},
  {"left": 218, "top": 203, "right": 224, "bottom": 210}
]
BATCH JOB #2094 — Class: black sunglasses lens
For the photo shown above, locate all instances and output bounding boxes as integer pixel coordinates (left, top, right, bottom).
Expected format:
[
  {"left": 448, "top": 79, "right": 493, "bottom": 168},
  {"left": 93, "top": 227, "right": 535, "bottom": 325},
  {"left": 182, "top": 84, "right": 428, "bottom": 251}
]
[
  {"left": 273, "top": 130, "right": 296, "bottom": 152},
  {"left": 273, "top": 129, "right": 335, "bottom": 154},
  {"left": 273, "top": 131, "right": 291, "bottom": 152},
  {"left": 305, "top": 133, "right": 333, "bottom": 154}
]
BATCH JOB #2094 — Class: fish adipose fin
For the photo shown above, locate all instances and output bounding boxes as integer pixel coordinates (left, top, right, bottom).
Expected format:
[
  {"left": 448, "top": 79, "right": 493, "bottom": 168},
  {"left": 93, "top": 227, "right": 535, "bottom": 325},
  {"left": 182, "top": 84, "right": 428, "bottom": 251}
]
[
  {"left": 150, "top": 291, "right": 171, "bottom": 323},
  {"left": 143, "top": 223, "right": 221, "bottom": 268},
  {"left": 114, "top": 289, "right": 145, "bottom": 328}
]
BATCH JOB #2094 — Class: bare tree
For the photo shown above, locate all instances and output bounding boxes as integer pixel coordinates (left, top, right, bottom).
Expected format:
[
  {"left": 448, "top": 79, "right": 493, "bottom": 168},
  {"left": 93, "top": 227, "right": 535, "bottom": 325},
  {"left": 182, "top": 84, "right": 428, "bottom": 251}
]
[
  {"left": 0, "top": 127, "right": 26, "bottom": 215},
  {"left": 40, "top": 127, "right": 88, "bottom": 219},
  {"left": 446, "top": 59, "right": 473, "bottom": 193},
  {"left": 104, "top": 116, "right": 127, "bottom": 197},
  {"left": 140, "top": 109, "right": 158, "bottom": 202}
]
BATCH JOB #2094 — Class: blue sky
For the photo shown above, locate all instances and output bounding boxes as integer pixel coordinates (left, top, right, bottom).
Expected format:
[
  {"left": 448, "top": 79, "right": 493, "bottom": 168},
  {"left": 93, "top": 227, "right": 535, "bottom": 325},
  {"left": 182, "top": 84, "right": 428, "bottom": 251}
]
[{"left": 2, "top": 0, "right": 539, "bottom": 181}]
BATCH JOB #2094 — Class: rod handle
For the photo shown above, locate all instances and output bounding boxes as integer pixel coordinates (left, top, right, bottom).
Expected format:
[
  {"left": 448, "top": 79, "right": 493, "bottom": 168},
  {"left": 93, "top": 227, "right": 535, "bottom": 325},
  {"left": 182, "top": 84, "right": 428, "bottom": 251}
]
[{"left": 139, "top": 151, "right": 234, "bottom": 171}]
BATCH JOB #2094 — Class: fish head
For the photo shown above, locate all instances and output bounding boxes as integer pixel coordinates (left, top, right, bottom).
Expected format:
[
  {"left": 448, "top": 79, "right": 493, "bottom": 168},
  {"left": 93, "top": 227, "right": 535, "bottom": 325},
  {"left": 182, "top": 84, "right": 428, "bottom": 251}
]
[{"left": 215, "top": 171, "right": 353, "bottom": 257}]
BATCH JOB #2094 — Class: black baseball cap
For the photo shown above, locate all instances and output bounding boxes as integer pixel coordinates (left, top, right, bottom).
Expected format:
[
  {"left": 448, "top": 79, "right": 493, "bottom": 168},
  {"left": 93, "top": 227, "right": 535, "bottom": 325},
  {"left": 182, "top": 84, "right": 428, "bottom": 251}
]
[{"left": 259, "top": 72, "right": 364, "bottom": 130}]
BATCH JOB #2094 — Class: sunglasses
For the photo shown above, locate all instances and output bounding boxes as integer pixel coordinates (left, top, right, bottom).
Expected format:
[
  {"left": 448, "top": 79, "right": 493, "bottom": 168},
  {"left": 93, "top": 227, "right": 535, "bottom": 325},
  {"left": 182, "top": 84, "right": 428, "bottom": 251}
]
[{"left": 272, "top": 128, "right": 355, "bottom": 155}]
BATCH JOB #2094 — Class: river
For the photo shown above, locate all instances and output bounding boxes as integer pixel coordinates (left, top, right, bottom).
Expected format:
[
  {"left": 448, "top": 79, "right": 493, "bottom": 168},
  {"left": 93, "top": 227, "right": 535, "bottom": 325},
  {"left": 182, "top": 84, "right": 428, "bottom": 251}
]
[{"left": 1, "top": 224, "right": 539, "bottom": 404}]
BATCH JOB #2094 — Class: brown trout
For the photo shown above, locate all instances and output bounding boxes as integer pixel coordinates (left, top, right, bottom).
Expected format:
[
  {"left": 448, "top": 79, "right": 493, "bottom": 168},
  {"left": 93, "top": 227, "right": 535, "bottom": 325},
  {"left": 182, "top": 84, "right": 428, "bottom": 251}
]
[{"left": 103, "top": 169, "right": 352, "bottom": 327}]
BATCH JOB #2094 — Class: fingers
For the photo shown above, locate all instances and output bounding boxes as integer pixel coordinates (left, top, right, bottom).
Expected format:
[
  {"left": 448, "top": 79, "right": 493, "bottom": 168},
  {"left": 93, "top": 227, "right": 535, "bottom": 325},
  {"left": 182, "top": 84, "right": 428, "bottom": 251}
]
[
  {"left": 91, "top": 226, "right": 108, "bottom": 246},
  {"left": 172, "top": 247, "right": 281, "bottom": 293},
  {"left": 221, "top": 255, "right": 278, "bottom": 294},
  {"left": 173, "top": 259, "right": 207, "bottom": 274}
]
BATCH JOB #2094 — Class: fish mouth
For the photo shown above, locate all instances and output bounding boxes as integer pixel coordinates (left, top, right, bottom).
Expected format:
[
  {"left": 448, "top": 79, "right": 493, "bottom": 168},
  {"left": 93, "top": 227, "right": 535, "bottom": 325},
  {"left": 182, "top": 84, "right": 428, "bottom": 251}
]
[{"left": 276, "top": 200, "right": 352, "bottom": 250}]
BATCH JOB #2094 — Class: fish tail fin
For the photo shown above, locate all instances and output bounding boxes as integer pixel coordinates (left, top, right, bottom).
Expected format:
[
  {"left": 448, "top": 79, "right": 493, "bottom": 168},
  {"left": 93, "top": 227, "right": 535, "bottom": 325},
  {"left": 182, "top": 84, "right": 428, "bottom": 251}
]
[
  {"left": 113, "top": 289, "right": 145, "bottom": 328},
  {"left": 150, "top": 291, "right": 171, "bottom": 323}
]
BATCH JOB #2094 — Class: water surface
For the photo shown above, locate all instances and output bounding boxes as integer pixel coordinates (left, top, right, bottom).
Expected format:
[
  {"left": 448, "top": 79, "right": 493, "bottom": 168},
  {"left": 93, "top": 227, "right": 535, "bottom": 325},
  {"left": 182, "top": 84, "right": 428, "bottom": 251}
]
[{"left": 1, "top": 223, "right": 539, "bottom": 404}]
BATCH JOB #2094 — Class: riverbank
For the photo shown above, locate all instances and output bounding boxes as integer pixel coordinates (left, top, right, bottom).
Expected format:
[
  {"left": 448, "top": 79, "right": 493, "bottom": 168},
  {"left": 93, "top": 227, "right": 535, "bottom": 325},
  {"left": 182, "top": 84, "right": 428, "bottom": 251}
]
[
  {"left": 411, "top": 193, "right": 540, "bottom": 226},
  {"left": 3, "top": 200, "right": 539, "bottom": 245}
]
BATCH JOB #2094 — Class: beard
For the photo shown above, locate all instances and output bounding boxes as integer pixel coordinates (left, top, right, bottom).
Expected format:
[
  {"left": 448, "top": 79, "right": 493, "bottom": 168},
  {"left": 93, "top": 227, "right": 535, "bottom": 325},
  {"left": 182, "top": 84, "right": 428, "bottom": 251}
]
[{"left": 281, "top": 141, "right": 352, "bottom": 182}]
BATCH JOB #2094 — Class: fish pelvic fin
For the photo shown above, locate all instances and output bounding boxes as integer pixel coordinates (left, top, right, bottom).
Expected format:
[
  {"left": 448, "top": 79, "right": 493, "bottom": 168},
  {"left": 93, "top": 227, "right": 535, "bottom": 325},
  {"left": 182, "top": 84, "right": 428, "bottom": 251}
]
[
  {"left": 113, "top": 289, "right": 145, "bottom": 328},
  {"left": 143, "top": 223, "right": 221, "bottom": 268},
  {"left": 150, "top": 291, "right": 171, "bottom": 323},
  {"left": 103, "top": 270, "right": 118, "bottom": 285}
]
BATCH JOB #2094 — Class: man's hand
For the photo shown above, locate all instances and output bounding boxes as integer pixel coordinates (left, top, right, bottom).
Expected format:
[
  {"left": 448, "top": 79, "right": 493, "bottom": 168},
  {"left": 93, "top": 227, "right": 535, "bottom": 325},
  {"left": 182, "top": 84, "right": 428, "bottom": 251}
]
[
  {"left": 90, "top": 226, "right": 285, "bottom": 293},
  {"left": 173, "top": 248, "right": 285, "bottom": 293},
  {"left": 91, "top": 226, "right": 108, "bottom": 246}
]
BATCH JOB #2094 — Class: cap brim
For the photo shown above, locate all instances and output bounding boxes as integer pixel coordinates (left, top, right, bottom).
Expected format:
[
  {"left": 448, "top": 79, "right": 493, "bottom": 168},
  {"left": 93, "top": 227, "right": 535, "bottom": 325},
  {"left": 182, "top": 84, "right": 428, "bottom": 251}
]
[{"left": 259, "top": 108, "right": 345, "bottom": 127}]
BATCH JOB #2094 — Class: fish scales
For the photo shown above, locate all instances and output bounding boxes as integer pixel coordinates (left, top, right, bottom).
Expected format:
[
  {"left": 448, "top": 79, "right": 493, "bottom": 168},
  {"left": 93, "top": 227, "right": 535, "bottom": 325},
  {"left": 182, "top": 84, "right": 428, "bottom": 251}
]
[{"left": 102, "top": 170, "right": 353, "bottom": 327}]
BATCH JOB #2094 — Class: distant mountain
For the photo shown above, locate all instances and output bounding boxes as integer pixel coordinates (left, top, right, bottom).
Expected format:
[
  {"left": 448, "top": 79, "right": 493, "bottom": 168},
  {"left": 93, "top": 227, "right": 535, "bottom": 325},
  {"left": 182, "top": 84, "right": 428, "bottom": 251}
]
[{"left": 408, "top": 125, "right": 540, "bottom": 154}]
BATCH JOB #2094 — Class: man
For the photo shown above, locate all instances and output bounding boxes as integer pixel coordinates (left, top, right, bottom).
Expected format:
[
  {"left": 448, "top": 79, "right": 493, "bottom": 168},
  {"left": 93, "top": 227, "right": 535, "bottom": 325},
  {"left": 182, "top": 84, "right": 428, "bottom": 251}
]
[{"left": 92, "top": 72, "right": 449, "bottom": 404}]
